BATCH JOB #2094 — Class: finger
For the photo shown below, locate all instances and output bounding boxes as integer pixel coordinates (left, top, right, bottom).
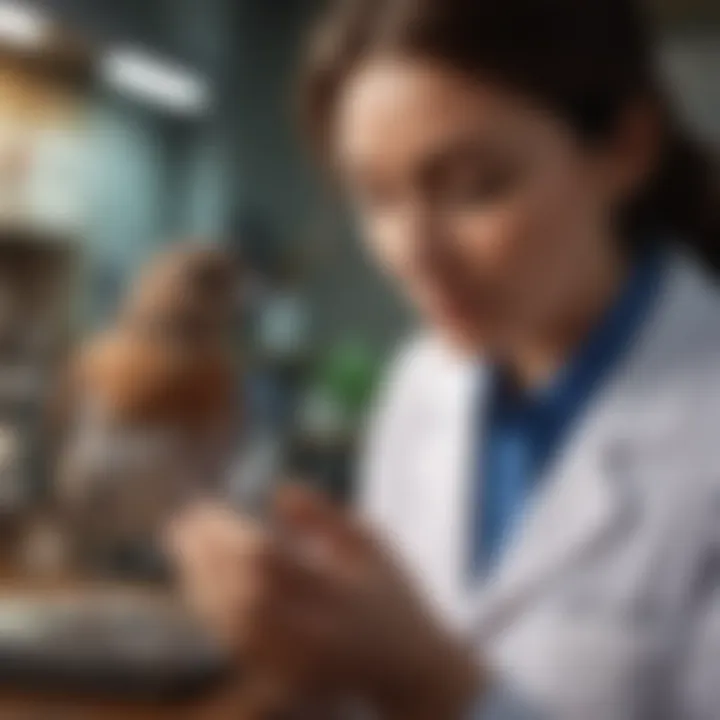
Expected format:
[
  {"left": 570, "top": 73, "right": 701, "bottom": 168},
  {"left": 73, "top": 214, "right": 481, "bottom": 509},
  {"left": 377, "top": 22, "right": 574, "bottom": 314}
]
[
  {"left": 181, "top": 548, "right": 279, "bottom": 660},
  {"left": 273, "top": 484, "right": 339, "bottom": 533},
  {"left": 167, "top": 504, "right": 271, "bottom": 589},
  {"left": 166, "top": 507, "right": 277, "bottom": 650},
  {"left": 273, "top": 485, "right": 370, "bottom": 563},
  {"left": 263, "top": 544, "right": 342, "bottom": 611},
  {"left": 246, "top": 596, "right": 333, "bottom": 691},
  {"left": 164, "top": 502, "right": 346, "bottom": 670},
  {"left": 165, "top": 503, "right": 264, "bottom": 557}
]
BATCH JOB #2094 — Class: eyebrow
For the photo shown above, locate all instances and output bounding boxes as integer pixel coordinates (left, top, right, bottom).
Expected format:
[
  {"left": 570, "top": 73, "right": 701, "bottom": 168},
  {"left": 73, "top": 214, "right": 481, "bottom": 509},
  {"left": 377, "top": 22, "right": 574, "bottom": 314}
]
[{"left": 341, "top": 133, "right": 512, "bottom": 194}]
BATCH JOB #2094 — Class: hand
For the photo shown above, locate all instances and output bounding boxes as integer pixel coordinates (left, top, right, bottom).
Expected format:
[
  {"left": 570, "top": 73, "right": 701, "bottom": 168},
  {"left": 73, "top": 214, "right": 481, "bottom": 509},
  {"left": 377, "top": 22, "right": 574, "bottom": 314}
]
[{"left": 167, "top": 486, "right": 483, "bottom": 718}]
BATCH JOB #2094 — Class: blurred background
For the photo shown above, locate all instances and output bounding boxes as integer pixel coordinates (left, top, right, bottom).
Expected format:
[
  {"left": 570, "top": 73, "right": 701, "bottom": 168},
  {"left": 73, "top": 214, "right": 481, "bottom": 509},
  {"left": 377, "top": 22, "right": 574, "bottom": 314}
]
[
  {"left": 0, "top": 0, "right": 712, "bottom": 714},
  {"left": 0, "top": 0, "right": 715, "bottom": 578}
]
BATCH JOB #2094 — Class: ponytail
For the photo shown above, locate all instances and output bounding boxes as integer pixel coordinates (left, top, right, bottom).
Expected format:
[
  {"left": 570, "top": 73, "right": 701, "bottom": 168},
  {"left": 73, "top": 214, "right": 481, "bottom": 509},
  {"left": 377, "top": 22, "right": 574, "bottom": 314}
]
[{"left": 629, "top": 129, "right": 720, "bottom": 271}]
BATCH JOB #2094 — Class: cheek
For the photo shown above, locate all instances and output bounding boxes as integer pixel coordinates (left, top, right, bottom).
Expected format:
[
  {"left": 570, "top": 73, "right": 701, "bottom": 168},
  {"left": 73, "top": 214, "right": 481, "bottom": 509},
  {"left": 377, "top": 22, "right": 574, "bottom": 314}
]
[
  {"left": 452, "top": 164, "right": 600, "bottom": 300},
  {"left": 527, "top": 166, "right": 602, "bottom": 256},
  {"left": 360, "top": 213, "right": 414, "bottom": 281}
]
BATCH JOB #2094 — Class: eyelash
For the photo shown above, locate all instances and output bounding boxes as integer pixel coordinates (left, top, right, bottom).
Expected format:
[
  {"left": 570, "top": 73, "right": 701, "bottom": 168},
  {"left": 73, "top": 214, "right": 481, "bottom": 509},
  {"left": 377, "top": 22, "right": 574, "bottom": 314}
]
[{"left": 437, "top": 168, "right": 518, "bottom": 205}]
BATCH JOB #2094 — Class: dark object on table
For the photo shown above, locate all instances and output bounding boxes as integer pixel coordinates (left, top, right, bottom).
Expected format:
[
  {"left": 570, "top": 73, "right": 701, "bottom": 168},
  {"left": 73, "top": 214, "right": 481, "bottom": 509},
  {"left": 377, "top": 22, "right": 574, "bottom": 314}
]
[{"left": 0, "top": 594, "right": 229, "bottom": 700}]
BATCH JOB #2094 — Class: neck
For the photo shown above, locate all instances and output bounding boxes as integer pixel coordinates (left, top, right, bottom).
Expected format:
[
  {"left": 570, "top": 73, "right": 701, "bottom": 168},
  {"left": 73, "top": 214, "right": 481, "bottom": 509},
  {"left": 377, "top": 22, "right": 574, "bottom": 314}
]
[{"left": 506, "top": 243, "right": 629, "bottom": 390}]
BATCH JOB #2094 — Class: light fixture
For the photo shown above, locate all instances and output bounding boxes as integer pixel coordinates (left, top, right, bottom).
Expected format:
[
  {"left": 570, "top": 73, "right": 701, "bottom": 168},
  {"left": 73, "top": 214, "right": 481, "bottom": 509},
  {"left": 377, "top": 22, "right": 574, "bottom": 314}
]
[
  {"left": 0, "top": 1, "right": 48, "bottom": 49},
  {"left": 100, "top": 47, "right": 211, "bottom": 116}
]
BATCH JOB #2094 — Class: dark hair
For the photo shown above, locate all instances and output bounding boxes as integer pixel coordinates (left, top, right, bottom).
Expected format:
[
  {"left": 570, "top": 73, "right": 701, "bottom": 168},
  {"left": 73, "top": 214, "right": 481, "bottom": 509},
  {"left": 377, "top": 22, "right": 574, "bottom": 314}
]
[{"left": 301, "top": 0, "right": 720, "bottom": 270}]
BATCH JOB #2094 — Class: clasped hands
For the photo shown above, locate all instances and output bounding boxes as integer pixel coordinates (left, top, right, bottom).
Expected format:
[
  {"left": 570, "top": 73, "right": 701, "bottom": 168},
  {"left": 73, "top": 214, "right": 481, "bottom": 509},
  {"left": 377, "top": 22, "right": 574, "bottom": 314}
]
[{"left": 167, "top": 486, "right": 482, "bottom": 718}]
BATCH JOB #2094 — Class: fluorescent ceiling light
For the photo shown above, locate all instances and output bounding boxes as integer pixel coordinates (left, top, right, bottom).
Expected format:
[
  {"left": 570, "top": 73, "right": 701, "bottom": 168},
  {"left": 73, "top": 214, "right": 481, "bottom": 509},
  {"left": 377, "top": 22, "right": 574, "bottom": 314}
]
[
  {"left": 100, "top": 47, "right": 211, "bottom": 116},
  {"left": 0, "top": 2, "right": 49, "bottom": 48}
]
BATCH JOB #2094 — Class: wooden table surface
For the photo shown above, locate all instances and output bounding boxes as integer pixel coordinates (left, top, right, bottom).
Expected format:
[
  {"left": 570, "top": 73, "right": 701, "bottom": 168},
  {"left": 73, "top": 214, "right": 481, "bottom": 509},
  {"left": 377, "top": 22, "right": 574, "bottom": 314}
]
[{"left": 0, "top": 681, "right": 256, "bottom": 720}]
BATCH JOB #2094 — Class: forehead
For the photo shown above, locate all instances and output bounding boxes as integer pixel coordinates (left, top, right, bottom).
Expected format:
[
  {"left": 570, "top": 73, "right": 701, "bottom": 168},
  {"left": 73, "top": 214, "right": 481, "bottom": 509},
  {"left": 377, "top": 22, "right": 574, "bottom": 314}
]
[{"left": 333, "top": 55, "right": 563, "bottom": 174}]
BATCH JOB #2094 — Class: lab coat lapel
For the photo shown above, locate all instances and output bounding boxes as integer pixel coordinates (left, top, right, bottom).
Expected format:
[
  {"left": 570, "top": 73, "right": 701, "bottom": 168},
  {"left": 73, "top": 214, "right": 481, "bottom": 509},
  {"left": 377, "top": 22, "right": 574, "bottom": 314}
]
[
  {"left": 408, "top": 353, "right": 622, "bottom": 628},
  {"left": 471, "top": 377, "right": 701, "bottom": 640},
  {"left": 472, "top": 413, "right": 624, "bottom": 639},
  {"left": 412, "top": 350, "right": 628, "bottom": 631},
  {"left": 410, "top": 355, "right": 479, "bottom": 621}
]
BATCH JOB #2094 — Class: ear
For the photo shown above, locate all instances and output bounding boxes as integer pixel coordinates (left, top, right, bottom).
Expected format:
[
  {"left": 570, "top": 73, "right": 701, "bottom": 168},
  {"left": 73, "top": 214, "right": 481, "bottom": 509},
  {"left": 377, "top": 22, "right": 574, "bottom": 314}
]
[{"left": 601, "top": 99, "right": 665, "bottom": 208}]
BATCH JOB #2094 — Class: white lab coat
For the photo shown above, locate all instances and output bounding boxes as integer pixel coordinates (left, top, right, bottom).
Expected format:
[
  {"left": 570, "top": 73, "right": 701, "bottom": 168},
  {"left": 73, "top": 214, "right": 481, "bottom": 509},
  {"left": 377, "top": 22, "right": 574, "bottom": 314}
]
[{"left": 360, "top": 251, "right": 720, "bottom": 720}]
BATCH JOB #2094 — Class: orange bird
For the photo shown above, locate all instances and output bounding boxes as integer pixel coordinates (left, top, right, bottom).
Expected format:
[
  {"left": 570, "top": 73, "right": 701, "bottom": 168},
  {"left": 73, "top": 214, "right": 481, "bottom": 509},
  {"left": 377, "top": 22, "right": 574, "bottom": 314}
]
[{"left": 52, "top": 245, "right": 242, "bottom": 569}]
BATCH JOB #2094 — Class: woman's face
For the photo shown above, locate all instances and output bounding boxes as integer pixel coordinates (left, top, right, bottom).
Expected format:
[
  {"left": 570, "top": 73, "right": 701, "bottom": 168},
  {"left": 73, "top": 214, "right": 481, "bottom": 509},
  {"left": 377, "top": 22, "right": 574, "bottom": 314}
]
[{"left": 334, "top": 56, "right": 637, "bottom": 353}]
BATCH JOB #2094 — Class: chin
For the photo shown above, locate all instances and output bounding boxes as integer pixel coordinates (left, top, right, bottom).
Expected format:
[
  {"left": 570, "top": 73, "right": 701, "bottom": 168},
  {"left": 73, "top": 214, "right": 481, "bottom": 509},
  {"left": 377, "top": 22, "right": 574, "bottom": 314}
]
[{"left": 437, "top": 319, "right": 495, "bottom": 358}]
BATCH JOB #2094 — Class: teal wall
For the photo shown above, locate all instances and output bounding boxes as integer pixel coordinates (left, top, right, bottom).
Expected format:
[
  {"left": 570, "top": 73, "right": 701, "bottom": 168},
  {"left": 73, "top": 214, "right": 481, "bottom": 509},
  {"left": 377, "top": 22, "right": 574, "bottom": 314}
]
[{"left": 80, "top": 95, "right": 176, "bottom": 327}]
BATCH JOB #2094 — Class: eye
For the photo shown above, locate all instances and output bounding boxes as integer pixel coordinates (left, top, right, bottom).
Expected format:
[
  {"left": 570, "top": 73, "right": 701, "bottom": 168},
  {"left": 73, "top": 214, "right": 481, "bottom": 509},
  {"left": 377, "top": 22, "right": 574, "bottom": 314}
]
[{"left": 435, "top": 162, "right": 520, "bottom": 207}]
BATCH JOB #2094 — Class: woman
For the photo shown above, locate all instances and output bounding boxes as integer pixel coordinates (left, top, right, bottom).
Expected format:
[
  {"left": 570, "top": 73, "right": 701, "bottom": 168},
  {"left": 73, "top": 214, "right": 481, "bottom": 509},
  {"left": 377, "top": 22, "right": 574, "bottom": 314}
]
[
  {"left": 169, "top": 0, "right": 720, "bottom": 717},
  {"left": 55, "top": 245, "right": 239, "bottom": 576}
]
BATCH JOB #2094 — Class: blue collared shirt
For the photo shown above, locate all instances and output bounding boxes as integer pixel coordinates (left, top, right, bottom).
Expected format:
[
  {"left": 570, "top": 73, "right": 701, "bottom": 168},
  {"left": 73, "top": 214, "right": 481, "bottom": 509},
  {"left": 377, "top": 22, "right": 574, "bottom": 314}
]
[{"left": 473, "top": 248, "right": 666, "bottom": 578}]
